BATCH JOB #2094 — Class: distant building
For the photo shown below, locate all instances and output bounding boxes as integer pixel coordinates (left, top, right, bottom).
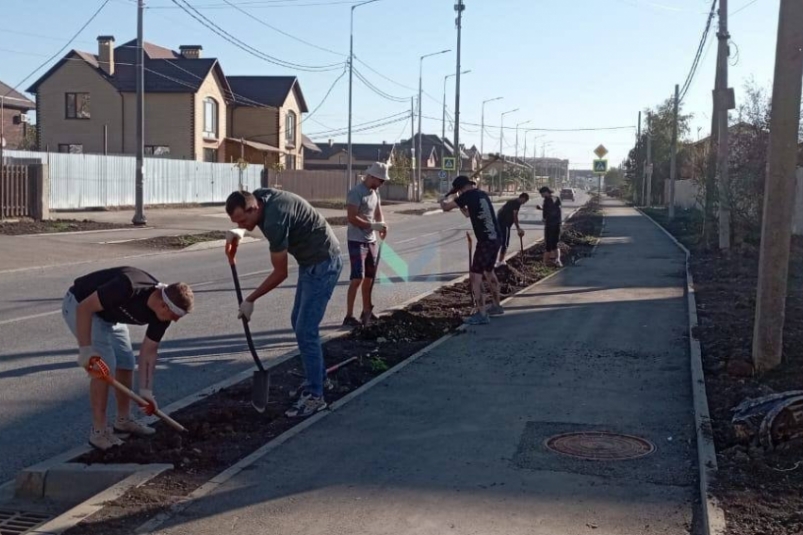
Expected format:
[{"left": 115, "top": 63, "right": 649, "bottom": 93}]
[{"left": 0, "top": 80, "right": 35, "bottom": 150}]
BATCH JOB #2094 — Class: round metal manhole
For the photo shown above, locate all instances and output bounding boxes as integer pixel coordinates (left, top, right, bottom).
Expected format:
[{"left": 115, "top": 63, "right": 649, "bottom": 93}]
[{"left": 545, "top": 431, "right": 656, "bottom": 461}]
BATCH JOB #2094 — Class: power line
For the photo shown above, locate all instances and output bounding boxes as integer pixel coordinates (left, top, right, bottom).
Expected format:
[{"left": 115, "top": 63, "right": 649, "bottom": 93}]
[
  {"left": 678, "top": 0, "right": 717, "bottom": 103},
  {"left": 149, "top": 0, "right": 360, "bottom": 9},
  {"left": 352, "top": 66, "right": 409, "bottom": 103},
  {"left": 301, "top": 66, "right": 348, "bottom": 123},
  {"left": 169, "top": 0, "right": 345, "bottom": 72},
  {"left": 421, "top": 115, "right": 636, "bottom": 132},
  {"left": 220, "top": 0, "right": 345, "bottom": 57},
  {"left": 306, "top": 112, "right": 408, "bottom": 137},
  {"left": 3, "top": 0, "right": 112, "bottom": 98}
]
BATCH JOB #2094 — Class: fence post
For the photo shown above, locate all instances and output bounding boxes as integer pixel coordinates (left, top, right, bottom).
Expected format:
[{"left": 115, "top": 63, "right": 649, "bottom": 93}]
[{"left": 29, "top": 164, "right": 50, "bottom": 220}]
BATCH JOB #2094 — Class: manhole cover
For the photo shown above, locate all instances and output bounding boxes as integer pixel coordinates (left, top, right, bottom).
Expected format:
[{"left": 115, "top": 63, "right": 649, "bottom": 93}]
[
  {"left": 0, "top": 509, "right": 51, "bottom": 535},
  {"left": 545, "top": 431, "right": 655, "bottom": 461}
]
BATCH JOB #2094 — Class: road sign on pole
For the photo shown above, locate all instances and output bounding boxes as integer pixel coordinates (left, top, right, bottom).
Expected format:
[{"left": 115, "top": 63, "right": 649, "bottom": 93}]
[
  {"left": 437, "top": 170, "right": 447, "bottom": 179},
  {"left": 594, "top": 144, "right": 608, "bottom": 159},
  {"left": 593, "top": 159, "right": 608, "bottom": 174},
  {"left": 442, "top": 157, "right": 457, "bottom": 171}
]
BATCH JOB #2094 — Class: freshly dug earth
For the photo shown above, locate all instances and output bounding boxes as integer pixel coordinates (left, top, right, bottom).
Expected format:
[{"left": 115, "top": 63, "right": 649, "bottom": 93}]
[
  {"left": 644, "top": 208, "right": 803, "bottom": 535},
  {"left": 115, "top": 231, "right": 227, "bottom": 250},
  {"left": 0, "top": 218, "right": 131, "bottom": 235},
  {"left": 64, "top": 200, "right": 603, "bottom": 535}
]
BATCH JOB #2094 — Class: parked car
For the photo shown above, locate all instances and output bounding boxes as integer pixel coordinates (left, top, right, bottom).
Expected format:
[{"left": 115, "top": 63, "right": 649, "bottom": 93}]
[{"left": 560, "top": 188, "right": 575, "bottom": 201}]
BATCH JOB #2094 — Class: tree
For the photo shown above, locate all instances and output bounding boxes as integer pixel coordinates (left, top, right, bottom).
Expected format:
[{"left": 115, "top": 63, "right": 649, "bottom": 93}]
[
  {"left": 389, "top": 150, "right": 411, "bottom": 185},
  {"left": 605, "top": 166, "right": 626, "bottom": 188},
  {"left": 624, "top": 97, "right": 692, "bottom": 205}
]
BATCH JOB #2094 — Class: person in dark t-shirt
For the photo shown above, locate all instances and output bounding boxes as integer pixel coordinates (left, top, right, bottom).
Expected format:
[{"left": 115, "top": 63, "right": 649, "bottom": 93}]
[
  {"left": 226, "top": 188, "right": 342, "bottom": 419},
  {"left": 62, "top": 267, "right": 194, "bottom": 450},
  {"left": 496, "top": 193, "right": 529, "bottom": 267},
  {"left": 440, "top": 175, "right": 503, "bottom": 325},
  {"left": 537, "top": 187, "right": 563, "bottom": 267}
]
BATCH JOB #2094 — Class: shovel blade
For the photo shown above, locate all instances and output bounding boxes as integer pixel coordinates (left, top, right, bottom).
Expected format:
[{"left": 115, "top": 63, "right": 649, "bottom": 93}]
[{"left": 251, "top": 371, "right": 270, "bottom": 413}]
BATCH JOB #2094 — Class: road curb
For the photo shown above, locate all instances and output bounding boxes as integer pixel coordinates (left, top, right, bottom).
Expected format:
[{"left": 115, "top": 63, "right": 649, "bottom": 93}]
[
  {"left": 636, "top": 207, "right": 726, "bottom": 535},
  {"left": 135, "top": 222, "right": 587, "bottom": 535}
]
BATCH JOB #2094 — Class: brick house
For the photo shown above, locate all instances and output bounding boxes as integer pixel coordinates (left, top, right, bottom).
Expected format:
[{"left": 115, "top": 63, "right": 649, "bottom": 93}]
[
  {"left": 26, "top": 36, "right": 306, "bottom": 166},
  {"left": 0, "top": 80, "right": 35, "bottom": 150}
]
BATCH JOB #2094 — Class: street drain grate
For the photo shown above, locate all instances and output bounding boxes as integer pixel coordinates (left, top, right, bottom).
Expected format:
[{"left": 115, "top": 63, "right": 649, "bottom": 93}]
[
  {"left": 0, "top": 509, "right": 51, "bottom": 535},
  {"left": 545, "top": 431, "right": 656, "bottom": 461}
]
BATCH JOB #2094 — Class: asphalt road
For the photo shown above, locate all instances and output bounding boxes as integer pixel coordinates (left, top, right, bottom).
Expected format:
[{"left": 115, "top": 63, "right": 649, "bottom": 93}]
[{"left": 0, "top": 193, "right": 585, "bottom": 484}]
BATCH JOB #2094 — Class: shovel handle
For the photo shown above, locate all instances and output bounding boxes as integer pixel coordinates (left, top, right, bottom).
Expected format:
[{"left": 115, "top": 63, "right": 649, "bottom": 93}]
[
  {"left": 88, "top": 358, "right": 187, "bottom": 433},
  {"left": 229, "top": 263, "right": 267, "bottom": 373}
]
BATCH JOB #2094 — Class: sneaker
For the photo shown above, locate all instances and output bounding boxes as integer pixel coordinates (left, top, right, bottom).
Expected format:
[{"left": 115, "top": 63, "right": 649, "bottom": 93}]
[
  {"left": 554, "top": 259, "right": 563, "bottom": 267},
  {"left": 496, "top": 261, "right": 507, "bottom": 268},
  {"left": 463, "top": 311, "right": 490, "bottom": 325},
  {"left": 89, "top": 427, "right": 124, "bottom": 451},
  {"left": 361, "top": 310, "right": 379, "bottom": 326},
  {"left": 290, "top": 379, "right": 334, "bottom": 398},
  {"left": 342, "top": 316, "right": 361, "bottom": 327},
  {"left": 114, "top": 416, "right": 155, "bottom": 436},
  {"left": 487, "top": 304, "right": 505, "bottom": 317},
  {"left": 285, "top": 392, "right": 327, "bottom": 418}
]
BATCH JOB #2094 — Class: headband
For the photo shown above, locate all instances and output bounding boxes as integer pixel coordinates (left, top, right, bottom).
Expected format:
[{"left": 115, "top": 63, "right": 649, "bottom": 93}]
[{"left": 156, "top": 283, "right": 188, "bottom": 318}]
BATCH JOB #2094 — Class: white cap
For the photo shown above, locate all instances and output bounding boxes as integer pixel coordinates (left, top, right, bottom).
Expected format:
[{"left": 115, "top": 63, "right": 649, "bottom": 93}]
[{"left": 365, "top": 162, "right": 390, "bottom": 182}]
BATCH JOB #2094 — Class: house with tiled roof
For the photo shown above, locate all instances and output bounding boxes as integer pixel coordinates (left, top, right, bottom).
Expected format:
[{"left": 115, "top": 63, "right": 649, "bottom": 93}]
[
  {"left": 27, "top": 36, "right": 307, "bottom": 167},
  {"left": 0, "top": 80, "right": 36, "bottom": 150},
  {"left": 303, "top": 140, "right": 397, "bottom": 172}
]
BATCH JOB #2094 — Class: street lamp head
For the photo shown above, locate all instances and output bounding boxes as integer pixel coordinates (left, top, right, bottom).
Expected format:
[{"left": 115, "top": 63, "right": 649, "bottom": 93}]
[{"left": 502, "top": 108, "right": 519, "bottom": 116}]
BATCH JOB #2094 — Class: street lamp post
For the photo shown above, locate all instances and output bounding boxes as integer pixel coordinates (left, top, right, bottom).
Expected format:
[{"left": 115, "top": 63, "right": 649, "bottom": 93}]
[
  {"left": 481, "top": 97, "right": 502, "bottom": 160},
  {"left": 348, "top": 0, "right": 381, "bottom": 198},
  {"left": 515, "top": 120, "right": 530, "bottom": 162},
  {"left": 443, "top": 69, "right": 471, "bottom": 167},
  {"left": 417, "top": 48, "right": 451, "bottom": 202},
  {"left": 498, "top": 108, "right": 518, "bottom": 193}
]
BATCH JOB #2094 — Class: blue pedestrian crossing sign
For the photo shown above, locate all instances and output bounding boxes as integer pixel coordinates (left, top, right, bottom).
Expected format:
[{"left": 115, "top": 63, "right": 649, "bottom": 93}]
[
  {"left": 593, "top": 159, "right": 608, "bottom": 175},
  {"left": 442, "top": 157, "right": 456, "bottom": 171}
]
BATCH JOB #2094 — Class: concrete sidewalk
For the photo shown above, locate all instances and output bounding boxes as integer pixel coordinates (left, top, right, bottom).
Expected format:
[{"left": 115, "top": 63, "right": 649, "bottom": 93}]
[{"left": 148, "top": 200, "right": 697, "bottom": 535}]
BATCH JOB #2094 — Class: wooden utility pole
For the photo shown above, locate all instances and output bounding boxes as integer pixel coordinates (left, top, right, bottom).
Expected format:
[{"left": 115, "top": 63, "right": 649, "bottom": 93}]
[
  {"left": 716, "top": 0, "right": 731, "bottom": 249},
  {"left": 668, "top": 84, "right": 679, "bottom": 221},
  {"left": 645, "top": 113, "right": 653, "bottom": 207},
  {"left": 752, "top": 0, "right": 803, "bottom": 371}
]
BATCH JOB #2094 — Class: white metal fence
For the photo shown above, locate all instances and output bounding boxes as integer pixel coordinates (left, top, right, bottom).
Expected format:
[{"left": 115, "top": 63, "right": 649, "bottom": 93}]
[{"left": 2, "top": 150, "right": 263, "bottom": 210}]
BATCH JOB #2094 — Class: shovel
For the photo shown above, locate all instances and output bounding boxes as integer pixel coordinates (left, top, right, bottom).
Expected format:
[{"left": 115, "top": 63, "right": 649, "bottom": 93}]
[
  {"left": 362, "top": 238, "right": 384, "bottom": 327},
  {"left": 88, "top": 357, "right": 186, "bottom": 433},
  {"left": 225, "top": 232, "right": 270, "bottom": 413},
  {"left": 520, "top": 232, "right": 525, "bottom": 261}
]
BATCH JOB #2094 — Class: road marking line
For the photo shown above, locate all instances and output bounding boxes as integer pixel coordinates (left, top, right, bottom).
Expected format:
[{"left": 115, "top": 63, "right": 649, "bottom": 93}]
[{"left": 0, "top": 310, "right": 61, "bottom": 326}]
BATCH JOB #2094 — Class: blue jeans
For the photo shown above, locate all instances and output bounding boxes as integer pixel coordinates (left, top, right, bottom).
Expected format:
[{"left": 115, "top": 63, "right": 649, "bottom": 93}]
[
  {"left": 291, "top": 255, "right": 343, "bottom": 397},
  {"left": 62, "top": 291, "right": 136, "bottom": 372}
]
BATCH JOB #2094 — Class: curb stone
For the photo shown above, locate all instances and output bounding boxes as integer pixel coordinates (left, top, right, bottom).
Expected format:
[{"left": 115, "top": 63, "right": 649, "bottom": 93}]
[{"left": 636, "top": 207, "right": 727, "bottom": 535}]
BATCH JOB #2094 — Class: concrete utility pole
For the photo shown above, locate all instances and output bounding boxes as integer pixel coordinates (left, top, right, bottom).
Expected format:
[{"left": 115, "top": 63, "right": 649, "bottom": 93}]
[
  {"left": 418, "top": 49, "right": 450, "bottom": 202},
  {"left": 636, "top": 111, "right": 642, "bottom": 204},
  {"left": 645, "top": 113, "right": 653, "bottom": 206},
  {"left": 443, "top": 70, "right": 470, "bottom": 171},
  {"left": 348, "top": 0, "right": 380, "bottom": 201},
  {"left": 133, "top": 0, "right": 146, "bottom": 225},
  {"left": 453, "top": 0, "right": 465, "bottom": 172},
  {"left": 716, "top": 0, "right": 732, "bottom": 249},
  {"left": 410, "top": 96, "right": 416, "bottom": 190},
  {"left": 752, "top": 0, "right": 803, "bottom": 371},
  {"left": 705, "top": 80, "right": 720, "bottom": 248},
  {"left": 668, "top": 84, "right": 679, "bottom": 221}
]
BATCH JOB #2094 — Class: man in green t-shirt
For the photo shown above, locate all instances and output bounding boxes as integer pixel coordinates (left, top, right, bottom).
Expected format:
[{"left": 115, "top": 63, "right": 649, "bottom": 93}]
[{"left": 225, "top": 189, "right": 342, "bottom": 418}]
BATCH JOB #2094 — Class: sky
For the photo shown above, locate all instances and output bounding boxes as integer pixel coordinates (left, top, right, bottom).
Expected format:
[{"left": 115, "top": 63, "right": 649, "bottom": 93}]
[{"left": 0, "top": 0, "right": 780, "bottom": 169}]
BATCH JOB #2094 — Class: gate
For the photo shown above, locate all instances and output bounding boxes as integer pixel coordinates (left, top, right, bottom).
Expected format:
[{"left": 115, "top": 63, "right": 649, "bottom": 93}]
[{"left": 0, "top": 165, "right": 30, "bottom": 219}]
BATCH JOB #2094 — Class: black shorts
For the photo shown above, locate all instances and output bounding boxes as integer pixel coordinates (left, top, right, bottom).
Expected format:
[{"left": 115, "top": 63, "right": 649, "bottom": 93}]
[
  {"left": 499, "top": 223, "right": 512, "bottom": 249},
  {"left": 348, "top": 240, "right": 379, "bottom": 279},
  {"left": 471, "top": 240, "right": 500, "bottom": 274},
  {"left": 545, "top": 224, "right": 560, "bottom": 252}
]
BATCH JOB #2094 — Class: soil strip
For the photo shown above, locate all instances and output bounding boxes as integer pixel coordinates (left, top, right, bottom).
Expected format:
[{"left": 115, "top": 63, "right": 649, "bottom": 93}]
[
  {"left": 62, "top": 200, "right": 603, "bottom": 535},
  {"left": 644, "top": 207, "right": 803, "bottom": 535},
  {"left": 0, "top": 219, "right": 132, "bottom": 236}
]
